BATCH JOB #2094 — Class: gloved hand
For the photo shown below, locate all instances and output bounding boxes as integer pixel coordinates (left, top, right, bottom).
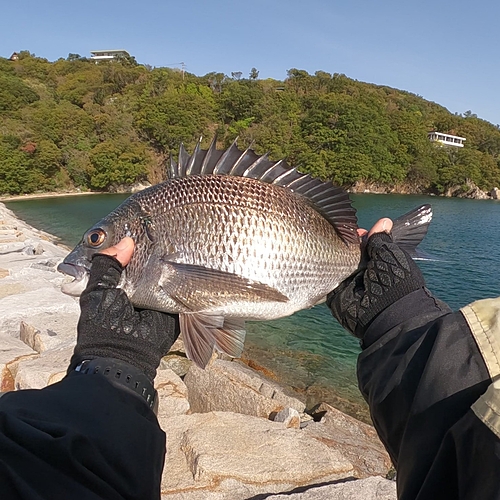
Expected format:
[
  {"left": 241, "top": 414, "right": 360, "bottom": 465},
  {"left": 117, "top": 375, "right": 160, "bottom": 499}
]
[
  {"left": 327, "top": 230, "right": 425, "bottom": 339},
  {"left": 69, "top": 239, "right": 180, "bottom": 383}
]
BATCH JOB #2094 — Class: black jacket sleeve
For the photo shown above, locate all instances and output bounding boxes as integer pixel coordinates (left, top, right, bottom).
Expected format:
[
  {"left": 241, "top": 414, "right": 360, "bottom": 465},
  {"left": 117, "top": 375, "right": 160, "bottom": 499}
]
[
  {"left": 0, "top": 372, "right": 166, "bottom": 500},
  {"left": 358, "top": 287, "right": 500, "bottom": 500}
]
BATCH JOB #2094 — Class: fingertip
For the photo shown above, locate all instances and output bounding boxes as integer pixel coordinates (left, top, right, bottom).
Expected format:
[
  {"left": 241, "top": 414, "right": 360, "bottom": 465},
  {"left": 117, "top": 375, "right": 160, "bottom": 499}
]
[
  {"left": 115, "top": 237, "right": 135, "bottom": 252},
  {"left": 101, "top": 237, "right": 135, "bottom": 266},
  {"left": 368, "top": 218, "right": 393, "bottom": 238}
]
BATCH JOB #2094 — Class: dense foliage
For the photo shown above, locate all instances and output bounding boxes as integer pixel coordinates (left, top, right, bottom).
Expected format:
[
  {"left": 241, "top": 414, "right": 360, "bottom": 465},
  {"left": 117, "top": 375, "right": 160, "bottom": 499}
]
[{"left": 1, "top": 51, "right": 500, "bottom": 195}]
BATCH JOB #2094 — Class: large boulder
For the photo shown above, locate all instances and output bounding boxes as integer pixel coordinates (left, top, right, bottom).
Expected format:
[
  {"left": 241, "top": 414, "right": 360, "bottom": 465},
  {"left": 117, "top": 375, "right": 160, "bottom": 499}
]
[
  {"left": 0, "top": 334, "right": 38, "bottom": 391},
  {"left": 15, "top": 346, "right": 73, "bottom": 389},
  {"left": 305, "top": 403, "right": 392, "bottom": 477},
  {"left": 19, "top": 312, "right": 78, "bottom": 352},
  {"left": 184, "top": 358, "right": 305, "bottom": 418},
  {"left": 158, "top": 411, "right": 355, "bottom": 499}
]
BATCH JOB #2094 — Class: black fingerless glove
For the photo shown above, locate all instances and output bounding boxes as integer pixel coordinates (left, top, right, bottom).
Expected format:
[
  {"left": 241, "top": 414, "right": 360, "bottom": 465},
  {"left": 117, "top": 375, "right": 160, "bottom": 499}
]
[
  {"left": 327, "top": 232, "right": 426, "bottom": 338},
  {"left": 70, "top": 254, "right": 180, "bottom": 382}
]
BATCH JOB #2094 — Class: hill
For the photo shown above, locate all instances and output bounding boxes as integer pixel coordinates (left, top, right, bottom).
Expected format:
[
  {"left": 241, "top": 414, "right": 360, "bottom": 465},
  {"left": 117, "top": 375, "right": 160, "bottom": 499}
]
[{"left": 1, "top": 51, "right": 499, "bottom": 196}]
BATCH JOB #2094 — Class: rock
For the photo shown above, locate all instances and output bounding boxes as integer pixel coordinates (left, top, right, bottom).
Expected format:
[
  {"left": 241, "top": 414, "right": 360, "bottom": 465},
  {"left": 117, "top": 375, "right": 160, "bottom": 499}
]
[
  {"left": 184, "top": 358, "right": 305, "bottom": 418},
  {"left": 19, "top": 312, "right": 78, "bottom": 352},
  {"left": 155, "top": 368, "right": 190, "bottom": 417},
  {"left": 0, "top": 335, "right": 38, "bottom": 391},
  {"left": 0, "top": 286, "right": 79, "bottom": 337},
  {"left": 264, "top": 476, "right": 396, "bottom": 499},
  {"left": 491, "top": 187, "right": 499, "bottom": 199},
  {"left": 304, "top": 403, "right": 392, "bottom": 478},
  {"left": 158, "top": 411, "right": 354, "bottom": 498},
  {"left": 130, "top": 181, "right": 152, "bottom": 193},
  {"left": 29, "top": 258, "right": 59, "bottom": 272},
  {"left": 444, "top": 180, "right": 489, "bottom": 199},
  {"left": 273, "top": 407, "right": 301, "bottom": 429},
  {"left": 15, "top": 346, "right": 73, "bottom": 389},
  {"left": 159, "top": 353, "right": 192, "bottom": 378}
]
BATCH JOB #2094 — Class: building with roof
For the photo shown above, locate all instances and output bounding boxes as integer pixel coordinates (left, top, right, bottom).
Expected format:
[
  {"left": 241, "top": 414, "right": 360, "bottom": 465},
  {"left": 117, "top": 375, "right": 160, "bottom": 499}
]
[
  {"left": 428, "top": 132, "right": 466, "bottom": 148},
  {"left": 90, "top": 49, "right": 130, "bottom": 61}
]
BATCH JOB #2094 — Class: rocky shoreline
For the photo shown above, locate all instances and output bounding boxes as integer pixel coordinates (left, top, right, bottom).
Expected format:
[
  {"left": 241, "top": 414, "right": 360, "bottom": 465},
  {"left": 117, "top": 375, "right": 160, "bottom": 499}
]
[{"left": 0, "top": 202, "right": 396, "bottom": 499}]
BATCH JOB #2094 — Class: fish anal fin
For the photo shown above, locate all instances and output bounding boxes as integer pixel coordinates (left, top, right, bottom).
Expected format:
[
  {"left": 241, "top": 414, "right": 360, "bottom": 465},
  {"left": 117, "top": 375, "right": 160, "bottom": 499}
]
[
  {"left": 180, "top": 313, "right": 246, "bottom": 369},
  {"left": 212, "top": 317, "right": 246, "bottom": 358},
  {"left": 180, "top": 313, "right": 219, "bottom": 369}
]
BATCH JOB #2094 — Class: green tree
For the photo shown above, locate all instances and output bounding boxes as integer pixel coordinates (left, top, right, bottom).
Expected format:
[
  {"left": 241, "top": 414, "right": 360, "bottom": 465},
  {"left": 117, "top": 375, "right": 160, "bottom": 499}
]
[{"left": 89, "top": 139, "right": 150, "bottom": 189}]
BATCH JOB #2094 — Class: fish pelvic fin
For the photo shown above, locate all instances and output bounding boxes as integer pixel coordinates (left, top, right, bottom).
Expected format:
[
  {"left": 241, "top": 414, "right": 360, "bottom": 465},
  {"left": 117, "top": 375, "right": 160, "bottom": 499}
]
[
  {"left": 168, "top": 138, "right": 359, "bottom": 246},
  {"left": 391, "top": 204, "right": 433, "bottom": 258},
  {"left": 180, "top": 312, "right": 246, "bottom": 369}
]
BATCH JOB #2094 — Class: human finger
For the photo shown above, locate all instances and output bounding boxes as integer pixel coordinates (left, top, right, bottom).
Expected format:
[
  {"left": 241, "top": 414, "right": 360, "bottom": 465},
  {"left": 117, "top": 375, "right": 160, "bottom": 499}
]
[
  {"left": 99, "top": 237, "right": 135, "bottom": 267},
  {"left": 367, "top": 218, "right": 393, "bottom": 239}
]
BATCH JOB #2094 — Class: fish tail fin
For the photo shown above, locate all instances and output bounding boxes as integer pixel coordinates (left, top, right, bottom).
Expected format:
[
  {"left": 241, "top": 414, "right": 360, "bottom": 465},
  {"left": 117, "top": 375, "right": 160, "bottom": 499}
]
[{"left": 391, "top": 204, "right": 432, "bottom": 258}]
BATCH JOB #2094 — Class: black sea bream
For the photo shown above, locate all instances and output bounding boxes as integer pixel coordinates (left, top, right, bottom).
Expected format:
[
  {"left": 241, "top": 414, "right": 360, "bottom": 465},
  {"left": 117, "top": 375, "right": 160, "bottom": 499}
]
[{"left": 58, "top": 139, "right": 432, "bottom": 368}]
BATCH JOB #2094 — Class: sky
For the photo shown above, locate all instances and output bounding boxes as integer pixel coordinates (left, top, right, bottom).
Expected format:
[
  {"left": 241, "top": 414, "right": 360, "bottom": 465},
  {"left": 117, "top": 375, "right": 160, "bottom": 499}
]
[{"left": 2, "top": 0, "right": 500, "bottom": 125}]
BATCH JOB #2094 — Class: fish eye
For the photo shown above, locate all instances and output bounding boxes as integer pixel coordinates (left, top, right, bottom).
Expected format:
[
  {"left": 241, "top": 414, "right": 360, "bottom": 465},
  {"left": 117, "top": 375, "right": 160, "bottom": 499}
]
[{"left": 87, "top": 229, "right": 106, "bottom": 247}]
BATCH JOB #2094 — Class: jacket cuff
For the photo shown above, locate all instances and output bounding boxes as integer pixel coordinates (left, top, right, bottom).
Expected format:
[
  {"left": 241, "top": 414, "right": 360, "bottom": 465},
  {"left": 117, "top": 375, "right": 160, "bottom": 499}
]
[{"left": 362, "top": 288, "right": 451, "bottom": 349}]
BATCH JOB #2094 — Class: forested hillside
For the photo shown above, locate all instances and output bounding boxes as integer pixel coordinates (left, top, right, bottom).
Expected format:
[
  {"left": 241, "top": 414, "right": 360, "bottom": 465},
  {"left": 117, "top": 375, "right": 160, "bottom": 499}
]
[{"left": 1, "top": 51, "right": 500, "bottom": 195}]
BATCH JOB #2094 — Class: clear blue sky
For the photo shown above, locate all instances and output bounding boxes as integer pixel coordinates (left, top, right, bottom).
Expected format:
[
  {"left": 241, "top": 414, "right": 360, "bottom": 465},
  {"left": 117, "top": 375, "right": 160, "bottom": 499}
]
[{"left": 2, "top": 0, "right": 499, "bottom": 125}]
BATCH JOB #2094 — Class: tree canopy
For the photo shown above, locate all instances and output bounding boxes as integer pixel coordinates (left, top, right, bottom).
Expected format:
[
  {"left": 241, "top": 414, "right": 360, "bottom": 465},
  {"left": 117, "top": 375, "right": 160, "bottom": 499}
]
[{"left": 0, "top": 52, "right": 499, "bottom": 195}]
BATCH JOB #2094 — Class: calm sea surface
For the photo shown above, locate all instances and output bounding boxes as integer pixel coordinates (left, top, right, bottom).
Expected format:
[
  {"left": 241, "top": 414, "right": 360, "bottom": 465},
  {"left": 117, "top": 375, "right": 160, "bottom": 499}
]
[{"left": 5, "top": 193, "right": 500, "bottom": 422}]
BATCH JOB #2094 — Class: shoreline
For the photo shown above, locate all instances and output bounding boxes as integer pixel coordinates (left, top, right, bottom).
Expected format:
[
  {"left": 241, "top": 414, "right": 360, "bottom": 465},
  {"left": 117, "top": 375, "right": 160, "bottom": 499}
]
[
  {"left": 0, "top": 181, "right": 497, "bottom": 203},
  {"left": 0, "top": 191, "right": 103, "bottom": 202}
]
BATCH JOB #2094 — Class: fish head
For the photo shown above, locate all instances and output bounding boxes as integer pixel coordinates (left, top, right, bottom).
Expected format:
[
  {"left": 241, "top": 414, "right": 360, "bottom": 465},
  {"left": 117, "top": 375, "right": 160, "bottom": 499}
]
[{"left": 57, "top": 216, "right": 124, "bottom": 296}]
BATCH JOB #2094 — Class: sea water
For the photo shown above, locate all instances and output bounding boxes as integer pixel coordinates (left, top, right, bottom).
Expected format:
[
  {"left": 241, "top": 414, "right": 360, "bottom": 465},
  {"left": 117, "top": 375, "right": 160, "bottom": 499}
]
[{"left": 6, "top": 193, "right": 499, "bottom": 422}]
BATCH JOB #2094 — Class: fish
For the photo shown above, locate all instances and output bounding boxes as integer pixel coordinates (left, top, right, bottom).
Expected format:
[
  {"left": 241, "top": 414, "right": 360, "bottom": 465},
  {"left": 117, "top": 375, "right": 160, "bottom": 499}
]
[{"left": 57, "top": 138, "right": 432, "bottom": 369}]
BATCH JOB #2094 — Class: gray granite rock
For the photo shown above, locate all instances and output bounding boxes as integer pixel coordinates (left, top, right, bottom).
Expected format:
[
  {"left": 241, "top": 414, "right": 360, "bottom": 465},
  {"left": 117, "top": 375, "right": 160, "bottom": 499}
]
[
  {"left": 304, "top": 403, "right": 391, "bottom": 478},
  {"left": 19, "top": 312, "right": 78, "bottom": 352},
  {"left": 15, "top": 346, "right": 73, "bottom": 389},
  {"left": 264, "top": 476, "right": 396, "bottom": 499},
  {"left": 0, "top": 335, "right": 38, "bottom": 391},
  {"left": 273, "top": 407, "right": 301, "bottom": 429},
  {"left": 155, "top": 368, "right": 190, "bottom": 417},
  {"left": 0, "top": 286, "right": 79, "bottom": 337},
  {"left": 184, "top": 358, "right": 305, "bottom": 418},
  {"left": 158, "top": 411, "right": 354, "bottom": 498}
]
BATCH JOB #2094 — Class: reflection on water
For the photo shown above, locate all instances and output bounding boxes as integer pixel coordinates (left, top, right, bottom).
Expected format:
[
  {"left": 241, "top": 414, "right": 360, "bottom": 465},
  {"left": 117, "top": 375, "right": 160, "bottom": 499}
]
[{"left": 5, "top": 193, "right": 500, "bottom": 422}]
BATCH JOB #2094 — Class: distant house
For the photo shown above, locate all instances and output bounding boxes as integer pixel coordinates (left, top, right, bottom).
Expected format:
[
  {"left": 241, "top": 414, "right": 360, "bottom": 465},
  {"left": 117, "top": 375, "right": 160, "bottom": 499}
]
[
  {"left": 90, "top": 49, "right": 130, "bottom": 61},
  {"left": 428, "top": 131, "right": 466, "bottom": 148},
  {"left": 9, "top": 52, "right": 19, "bottom": 61}
]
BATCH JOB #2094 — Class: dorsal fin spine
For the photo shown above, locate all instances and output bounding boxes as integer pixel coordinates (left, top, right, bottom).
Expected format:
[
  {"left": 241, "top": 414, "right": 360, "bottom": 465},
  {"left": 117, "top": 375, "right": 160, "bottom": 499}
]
[
  {"left": 186, "top": 139, "right": 202, "bottom": 176},
  {"left": 171, "top": 138, "right": 358, "bottom": 245},
  {"left": 200, "top": 137, "right": 218, "bottom": 175}
]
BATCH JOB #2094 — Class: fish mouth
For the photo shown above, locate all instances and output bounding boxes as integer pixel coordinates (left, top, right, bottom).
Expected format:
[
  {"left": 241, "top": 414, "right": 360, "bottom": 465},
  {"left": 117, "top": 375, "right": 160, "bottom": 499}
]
[{"left": 57, "top": 262, "right": 89, "bottom": 297}]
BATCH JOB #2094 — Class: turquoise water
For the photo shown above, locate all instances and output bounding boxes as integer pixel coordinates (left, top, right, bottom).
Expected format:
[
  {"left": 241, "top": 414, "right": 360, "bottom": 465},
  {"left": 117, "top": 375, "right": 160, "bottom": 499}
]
[{"left": 5, "top": 193, "right": 500, "bottom": 421}]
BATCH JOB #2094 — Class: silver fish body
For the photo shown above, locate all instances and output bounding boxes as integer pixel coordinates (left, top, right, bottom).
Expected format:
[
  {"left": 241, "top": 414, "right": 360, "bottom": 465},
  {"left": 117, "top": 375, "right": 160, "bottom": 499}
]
[{"left": 58, "top": 139, "right": 431, "bottom": 368}]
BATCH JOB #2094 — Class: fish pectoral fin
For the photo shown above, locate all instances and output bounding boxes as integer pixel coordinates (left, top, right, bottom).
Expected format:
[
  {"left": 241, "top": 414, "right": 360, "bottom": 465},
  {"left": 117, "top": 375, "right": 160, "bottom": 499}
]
[
  {"left": 160, "top": 261, "right": 289, "bottom": 309},
  {"left": 180, "top": 312, "right": 246, "bottom": 369}
]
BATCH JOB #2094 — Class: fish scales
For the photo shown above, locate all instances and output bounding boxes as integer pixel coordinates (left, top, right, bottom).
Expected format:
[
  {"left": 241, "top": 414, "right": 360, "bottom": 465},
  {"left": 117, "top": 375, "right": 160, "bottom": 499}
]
[
  {"left": 58, "top": 138, "right": 432, "bottom": 368},
  {"left": 123, "top": 174, "right": 361, "bottom": 315}
]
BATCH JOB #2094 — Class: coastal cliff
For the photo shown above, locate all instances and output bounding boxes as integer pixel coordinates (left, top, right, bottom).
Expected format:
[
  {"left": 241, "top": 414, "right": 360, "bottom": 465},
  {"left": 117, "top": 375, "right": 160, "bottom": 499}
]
[{"left": 0, "top": 202, "right": 396, "bottom": 499}]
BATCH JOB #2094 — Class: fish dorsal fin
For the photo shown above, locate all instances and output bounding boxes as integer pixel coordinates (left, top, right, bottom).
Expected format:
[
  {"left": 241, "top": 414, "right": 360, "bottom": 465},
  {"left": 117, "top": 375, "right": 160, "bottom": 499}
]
[{"left": 169, "top": 138, "right": 358, "bottom": 246}]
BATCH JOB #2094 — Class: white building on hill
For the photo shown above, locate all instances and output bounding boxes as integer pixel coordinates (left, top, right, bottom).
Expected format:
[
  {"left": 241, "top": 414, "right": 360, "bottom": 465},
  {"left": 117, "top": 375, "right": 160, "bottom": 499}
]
[
  {"left": 90, "top": 49, "right": 130, "bottom": 61},
  {"left": 428, "top": 132, "right": 466, "bottom": 148}
]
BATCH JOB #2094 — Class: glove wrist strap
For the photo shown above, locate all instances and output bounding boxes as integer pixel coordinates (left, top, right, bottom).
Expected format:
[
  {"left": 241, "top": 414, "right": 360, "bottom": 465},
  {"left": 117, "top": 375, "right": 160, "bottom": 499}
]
[{"left": 73, "top": 357, "right": 158, "bottom": 414}]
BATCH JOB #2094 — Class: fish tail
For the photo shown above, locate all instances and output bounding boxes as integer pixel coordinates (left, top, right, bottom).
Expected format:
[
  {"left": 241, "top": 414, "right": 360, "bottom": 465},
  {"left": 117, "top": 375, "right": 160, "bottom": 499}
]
[{"left": 391, "top": 204, "right": 432, "bottom": 258}]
